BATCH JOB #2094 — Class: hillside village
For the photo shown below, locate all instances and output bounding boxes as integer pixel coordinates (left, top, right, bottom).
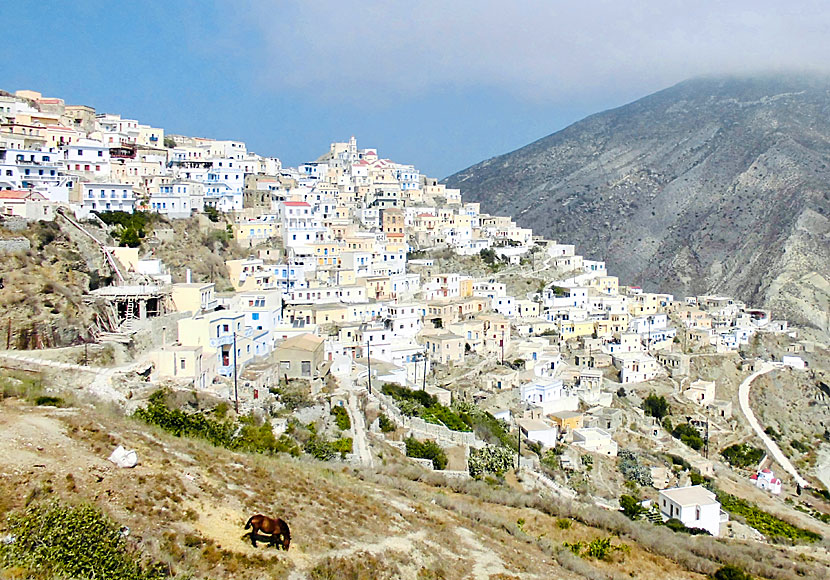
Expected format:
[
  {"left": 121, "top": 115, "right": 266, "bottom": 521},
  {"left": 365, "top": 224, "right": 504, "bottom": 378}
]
[{"left": 2, "top": 87, "right": 830, "bottom": 577}]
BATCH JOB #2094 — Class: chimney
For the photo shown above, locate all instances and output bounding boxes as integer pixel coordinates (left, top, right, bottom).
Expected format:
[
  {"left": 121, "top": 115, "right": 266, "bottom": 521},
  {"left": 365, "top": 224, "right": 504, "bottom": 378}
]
[{"left": 186, "top": 268, "right": 192, "bottom": 283}]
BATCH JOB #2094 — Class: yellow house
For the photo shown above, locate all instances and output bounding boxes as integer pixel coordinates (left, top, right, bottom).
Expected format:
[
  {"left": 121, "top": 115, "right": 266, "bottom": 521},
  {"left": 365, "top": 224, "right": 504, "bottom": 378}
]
[
  {"left": 459, "top": 277, "right": 474, "bottom": 298},
  {"left": 589, "top": 276, "right": 619, "bottom": 295},
  {"left": 560, "top": 319, "right": 595, "bottom": 340},
  {"left": 171, "top": 283, "right": 217, "bottom": 313},
  {"left": 313, "top": 303, "right": 351, "bottom": 325},
  {"left": 233, "top": 221, "right": 278, "bottom": 246},
  {"left": 312, "top": 242, "right": 342, "bottom": 268},
  {"left": 550, "top": 411, "right": 584, "bottom": 431}
]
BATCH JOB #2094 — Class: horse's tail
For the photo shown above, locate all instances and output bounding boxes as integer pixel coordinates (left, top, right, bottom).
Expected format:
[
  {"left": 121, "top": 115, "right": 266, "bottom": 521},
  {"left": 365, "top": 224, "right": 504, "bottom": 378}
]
[{"left": 244, "top": 516, "right": 255, "bottom": 530}]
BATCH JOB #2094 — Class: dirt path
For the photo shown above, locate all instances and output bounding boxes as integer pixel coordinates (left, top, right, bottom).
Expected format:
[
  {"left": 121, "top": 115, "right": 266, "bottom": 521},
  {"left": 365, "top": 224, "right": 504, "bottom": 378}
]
[{"left": 738, "top": 361, "right": 809, "bottom": 488}]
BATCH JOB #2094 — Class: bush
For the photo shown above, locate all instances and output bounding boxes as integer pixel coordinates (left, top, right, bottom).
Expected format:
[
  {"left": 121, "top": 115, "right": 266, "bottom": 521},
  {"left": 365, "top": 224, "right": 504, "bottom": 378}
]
[
  {"left": 663, "top": 518, "right": 711, "bottom": 535},
  {"left": 672, "top": 423, "right": 703, "bottom": 451},
  {"left": 377, "top": 413, "right": 396, "bottom": 433},
  {"left": 405, "top": 436, "right": 447, "bottom": 470},
  {"left": 331, "top": 405, "right": 351, "bottom": 431},
  {"left": 468, "top": 445, "right": 514, "bottom": 478},
  {"left": 203, "top": 205, "right": 220, "bottom": 222},
  {"left": 454, "top": 402, "right": 515, "bottom": 449},
  {"left": 619, "top": 495, "right": 645, "bottom": 520},
  {"left": 721, "top": 443, "right": 764, "bottom": 468},
  {"left": 0, "top": 501, "right": 165, "bottom": 580},
  {"left": 790, "top": 439, "right": 810, "bottom": 453},
  {"left": 382, "top": 383, "right": 471, "bottom": 432},
  {"left": 34, "top": 395, "right": 64, "bottom": 407},
  {"left": 642, "top": 393, "right": 669, "bottom": 419},
  {"left": 563, "top": 536, "right": 627, "bottom": 561},
  {"left": 713, "top": 564, "right": 754, "bottom": 580},
  {"left": 134, "top": 390, "right": 300, "bottom": 457}
]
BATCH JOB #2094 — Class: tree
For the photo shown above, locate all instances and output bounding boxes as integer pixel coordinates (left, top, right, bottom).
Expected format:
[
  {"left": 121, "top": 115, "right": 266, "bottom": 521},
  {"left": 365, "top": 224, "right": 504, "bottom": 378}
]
[
  {"left": 642, "top": 393, "right": 669, "bottom": 419},
  {"left": 620, "top": 494, "right": 645, "bottom": 520},
  {"left": 163, "top": 136, "right": 176, "bottom": 148},
  {"left": 203, "top": 205, "right": 220, "bottom": 222}
]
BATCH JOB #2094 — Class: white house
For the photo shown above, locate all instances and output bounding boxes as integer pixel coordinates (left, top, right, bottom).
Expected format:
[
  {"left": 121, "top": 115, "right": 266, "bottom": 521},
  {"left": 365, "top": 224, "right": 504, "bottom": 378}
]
[
  {"left": 78, "top": 183, "right": 135, "bottom": 216},
  {"left": 519, "top": 419, "right": 558, "bottom": 448},
  {"left": 658, "top": 485, "right": 723, "bottom": 536},
  {"left": 571, "top": 427, "right": 618, "bottom": 456},
  {"left": 520, "top": 377, "right": 579, "bottom": 414}
]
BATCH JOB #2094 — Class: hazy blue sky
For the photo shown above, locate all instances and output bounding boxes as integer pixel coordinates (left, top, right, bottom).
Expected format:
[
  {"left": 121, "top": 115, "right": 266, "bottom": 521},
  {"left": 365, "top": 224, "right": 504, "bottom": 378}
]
[{"left": 3, "top": 1, "right": 829, "bottom": 177}]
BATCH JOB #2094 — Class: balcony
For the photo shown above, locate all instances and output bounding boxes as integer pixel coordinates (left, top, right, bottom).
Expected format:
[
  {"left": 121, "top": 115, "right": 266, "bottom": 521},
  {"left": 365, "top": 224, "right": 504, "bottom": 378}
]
[{"left": 208, "top": 326, "right": 253, "bottom": 347}]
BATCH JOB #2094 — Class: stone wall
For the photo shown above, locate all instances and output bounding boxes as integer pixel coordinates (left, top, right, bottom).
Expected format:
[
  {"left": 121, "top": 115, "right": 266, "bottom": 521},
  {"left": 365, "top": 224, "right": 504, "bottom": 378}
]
[
  {"left": 375, "top": 390, "right": 483, "bottom": 448},
  {"left": 0, "top": 238, "right": 30, "bottom": 253}
]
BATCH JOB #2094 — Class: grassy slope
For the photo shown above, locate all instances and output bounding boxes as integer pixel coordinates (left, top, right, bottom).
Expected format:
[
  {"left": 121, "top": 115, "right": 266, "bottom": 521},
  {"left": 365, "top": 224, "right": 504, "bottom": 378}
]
[{"left": 0, "top": 395, "right": 723, "bottom": 580}]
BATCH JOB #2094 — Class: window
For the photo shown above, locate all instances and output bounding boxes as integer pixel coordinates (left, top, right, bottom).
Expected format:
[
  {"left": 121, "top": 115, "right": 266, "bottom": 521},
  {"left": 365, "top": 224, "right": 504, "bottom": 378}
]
[
  {"left": 280, "top": 361, "right": 290, "bottom": 369},
  {"left": 251, "top": 313, "right": 259, "bottom": 321},
  {"left": 301, "top": 361, "right": 311, "bottom": 376},
  {"left": 180, "top": 359, "right": 186, "bottom": 370},
  {"left": 222, "top": 324, "right": 229, "bottom": 332}
]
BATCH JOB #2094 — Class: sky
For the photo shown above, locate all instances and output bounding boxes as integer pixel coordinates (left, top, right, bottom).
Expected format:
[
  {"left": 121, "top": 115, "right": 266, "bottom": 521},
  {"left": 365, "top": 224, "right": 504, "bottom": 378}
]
[{"left": 3, "top": 1, "right": 830, "bottom": 177}]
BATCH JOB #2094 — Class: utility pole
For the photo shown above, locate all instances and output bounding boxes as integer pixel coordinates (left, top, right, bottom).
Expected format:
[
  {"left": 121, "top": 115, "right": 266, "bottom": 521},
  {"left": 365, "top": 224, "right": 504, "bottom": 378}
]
[
  {"left": 366, "top": 340, "right": 372, "bottom": 394},
  {"left": 501, "top": 329, "right": 505, "bottom": 365},
  {"left": 233, "top": 331, "right": 239, "bottom": 414},
  {"left": 516, "top": 419, "right": 522, "bottom": 471}
]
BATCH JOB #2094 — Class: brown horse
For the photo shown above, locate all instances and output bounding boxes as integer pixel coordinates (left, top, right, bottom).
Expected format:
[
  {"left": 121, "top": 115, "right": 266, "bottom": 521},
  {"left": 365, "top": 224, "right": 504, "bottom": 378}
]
[{"left": 244, "top": 514, "right": 291, "bottom": 550}]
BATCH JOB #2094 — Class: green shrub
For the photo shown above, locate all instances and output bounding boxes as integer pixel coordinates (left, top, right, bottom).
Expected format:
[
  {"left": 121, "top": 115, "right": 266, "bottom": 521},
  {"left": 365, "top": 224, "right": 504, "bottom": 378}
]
[
  {"left": 642, "top": 393, "right": 669, "bottom": 419},
  {"left": 382, "top": 383, "right": 471, "bottom": 432},
  {"left": 405, "top": 436, "right": 447, "bottom": 470},
  {"left": 713, "top": 564, "right": 754, "bottom": 580},
  {"left": 454, "top": 402, "right": 516, "bottom": 450},
  {"left": 563, "top": 536, "right": 626, "bottom": 561},
  {"left": 203, "top": 205, "right": 220, "bottom": 222},
  {"left": 619, "top": 495, "right": 645, "bottom": 520},
  {"left": 331, "top": 405, "right": 351, "bottom": 431},
  {"left": 134, "top": 390, "right": 300, "bottom": 457},
  {"left": 721, "top": 443, "right": 765, "bottom": 467},
  {"left": 618, "top": 450, "right": 653, "bottom": 486},
  {"left": 468, "top": 445, "right": 513, "bottom": 478},
  {"left": 0, "top": 501, "right": 165, "bottom": 580},
  {"left": 663, "top": 518, "right": 711, "bottom": 535},
  {"left": 34, "top": 395, "right": 64, "bottom": 407},
  {"left": 672, "top": 423, "right": 703, "bottom": 450},
  {"left": 377, "top": 413, "right": 396, "bottom": 432},
  {"left": 790, "top": 439, "right": 810, "bottom": 453}
]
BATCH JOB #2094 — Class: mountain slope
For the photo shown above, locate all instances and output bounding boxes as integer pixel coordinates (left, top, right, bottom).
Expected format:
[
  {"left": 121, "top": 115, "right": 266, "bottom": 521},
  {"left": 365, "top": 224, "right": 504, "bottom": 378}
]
[{"left": 445, "top": 75, "right": 830, "bottom": 330}]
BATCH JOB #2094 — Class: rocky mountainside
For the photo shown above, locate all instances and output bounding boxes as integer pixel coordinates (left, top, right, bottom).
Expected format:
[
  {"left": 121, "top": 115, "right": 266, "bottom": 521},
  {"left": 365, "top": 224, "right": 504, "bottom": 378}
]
[{"left": 445, "top": 75, "right": 830, "bottom": 331}]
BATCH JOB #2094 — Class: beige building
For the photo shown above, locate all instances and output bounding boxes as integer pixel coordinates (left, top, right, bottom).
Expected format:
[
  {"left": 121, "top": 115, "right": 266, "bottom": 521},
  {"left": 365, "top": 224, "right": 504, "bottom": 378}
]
[
  {"left": 150, "top": 345, "right": 214, "bottom": 390},
  {"left": 274, "top": 333, "right": 326, "bottom": 380},
  {"left": 421, "top": 330, "right": 464, "bottom": 365}
]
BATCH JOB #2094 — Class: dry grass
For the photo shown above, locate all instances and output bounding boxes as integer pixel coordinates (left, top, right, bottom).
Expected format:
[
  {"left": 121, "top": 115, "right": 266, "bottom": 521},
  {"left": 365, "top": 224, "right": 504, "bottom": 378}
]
[{"left": 0, "top": 395, "right": 827, "bottom": 579}]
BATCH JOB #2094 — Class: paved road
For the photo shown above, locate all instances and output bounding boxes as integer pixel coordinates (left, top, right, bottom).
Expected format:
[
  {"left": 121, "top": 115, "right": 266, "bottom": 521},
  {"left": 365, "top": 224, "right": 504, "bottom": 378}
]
[{"left": 737, "top": 361, "right": 809, "bottom": 488}]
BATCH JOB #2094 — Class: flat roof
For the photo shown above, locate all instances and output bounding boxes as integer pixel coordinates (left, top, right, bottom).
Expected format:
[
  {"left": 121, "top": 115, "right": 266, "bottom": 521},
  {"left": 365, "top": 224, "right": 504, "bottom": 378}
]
[
  {"left": 519, "top": 419, "right": 555, "bottom": 432},
  {"left": 660, "top": 485, "right": 717, "bottom": 506}
]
